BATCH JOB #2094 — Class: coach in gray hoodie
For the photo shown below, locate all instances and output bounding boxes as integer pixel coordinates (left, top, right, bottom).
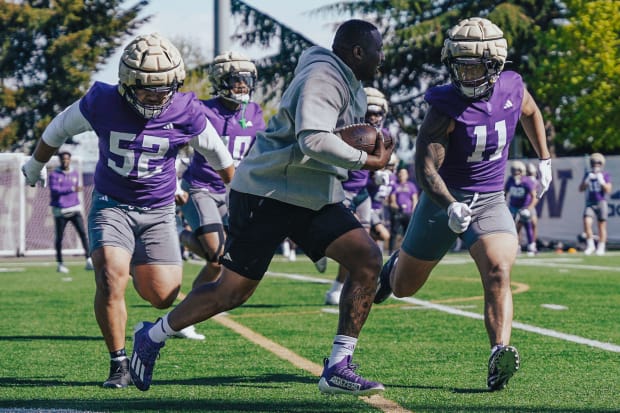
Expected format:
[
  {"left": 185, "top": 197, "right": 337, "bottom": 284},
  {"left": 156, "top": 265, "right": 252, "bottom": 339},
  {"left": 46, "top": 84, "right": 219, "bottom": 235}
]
[{"left": 130, "top": 19, "right": 393, "bottom": 396}]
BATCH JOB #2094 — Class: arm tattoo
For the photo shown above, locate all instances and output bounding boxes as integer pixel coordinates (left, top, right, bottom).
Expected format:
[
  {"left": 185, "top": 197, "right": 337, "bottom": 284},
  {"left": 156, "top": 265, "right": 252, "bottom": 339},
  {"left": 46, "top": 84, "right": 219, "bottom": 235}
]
[{"left": 414, "top": 107, "right": 456, "bottom": 209}]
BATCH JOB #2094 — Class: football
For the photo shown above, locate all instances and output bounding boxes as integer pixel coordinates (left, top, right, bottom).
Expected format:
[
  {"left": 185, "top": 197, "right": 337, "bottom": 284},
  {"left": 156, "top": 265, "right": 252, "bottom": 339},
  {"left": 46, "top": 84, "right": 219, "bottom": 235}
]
[{"left": 336, "top": 123, "right": 392, "bottom": 154}]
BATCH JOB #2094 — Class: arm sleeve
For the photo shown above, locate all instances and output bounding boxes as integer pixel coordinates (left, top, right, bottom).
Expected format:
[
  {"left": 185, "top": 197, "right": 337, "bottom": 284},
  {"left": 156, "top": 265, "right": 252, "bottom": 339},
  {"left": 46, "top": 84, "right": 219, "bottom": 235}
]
[
  {"left": 189, "top": 118, "right": 234, "bottom": 171},
  {"left": 42, "top": 100, "right": 93, "bottom": 147},
  {"left": 298, "top": 130, "right": 367, "bottom": 170}
]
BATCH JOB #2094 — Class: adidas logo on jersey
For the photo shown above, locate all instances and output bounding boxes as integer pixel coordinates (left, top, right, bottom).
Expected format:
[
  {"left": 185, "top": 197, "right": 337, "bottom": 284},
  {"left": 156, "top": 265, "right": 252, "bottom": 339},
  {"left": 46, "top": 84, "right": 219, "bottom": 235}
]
[
  {"left": 503, "top": 100, "right": 513, "bottom": 110},
  {"left": 163, "top": 123, "right": 174, "bottom": 130}
]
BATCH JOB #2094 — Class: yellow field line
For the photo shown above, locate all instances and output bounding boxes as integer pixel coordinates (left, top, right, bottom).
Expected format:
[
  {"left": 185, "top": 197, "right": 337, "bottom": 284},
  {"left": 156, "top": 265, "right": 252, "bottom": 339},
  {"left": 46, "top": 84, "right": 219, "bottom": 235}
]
[{"left": 212, "top": 313, "right": 413, "bottom": 413}]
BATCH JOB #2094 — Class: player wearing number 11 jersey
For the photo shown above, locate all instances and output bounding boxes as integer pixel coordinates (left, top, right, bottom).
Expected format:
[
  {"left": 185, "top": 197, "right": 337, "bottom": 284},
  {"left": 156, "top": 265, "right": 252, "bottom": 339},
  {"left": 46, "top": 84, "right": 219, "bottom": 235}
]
[
  {"left": 373, "top": 17, "right": 553, "bottom": 391},
  {"left": 20, "top": 33, "right": 234, "bottom": 388}
]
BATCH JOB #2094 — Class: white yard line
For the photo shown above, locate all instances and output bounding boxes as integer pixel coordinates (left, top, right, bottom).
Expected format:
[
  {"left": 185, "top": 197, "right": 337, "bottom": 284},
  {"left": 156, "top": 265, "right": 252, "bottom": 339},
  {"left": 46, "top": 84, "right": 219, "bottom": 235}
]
[{"left": 267, "top": 271, "right": 620, "bottom": 353}]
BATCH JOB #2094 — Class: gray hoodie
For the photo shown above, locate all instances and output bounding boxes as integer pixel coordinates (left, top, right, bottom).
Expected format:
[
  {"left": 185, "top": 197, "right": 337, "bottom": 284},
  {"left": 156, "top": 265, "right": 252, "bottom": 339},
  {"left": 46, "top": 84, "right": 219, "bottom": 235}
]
[{"left": 231, "top": 46, "right": 369, "bottom": 210}]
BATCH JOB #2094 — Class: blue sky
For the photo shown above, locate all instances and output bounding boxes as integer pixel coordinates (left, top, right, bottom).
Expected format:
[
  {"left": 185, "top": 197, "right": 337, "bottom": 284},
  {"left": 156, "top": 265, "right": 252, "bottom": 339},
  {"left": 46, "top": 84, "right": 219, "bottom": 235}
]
[{"left": 93, "top": 0, "right": 345, "bottom": 83}]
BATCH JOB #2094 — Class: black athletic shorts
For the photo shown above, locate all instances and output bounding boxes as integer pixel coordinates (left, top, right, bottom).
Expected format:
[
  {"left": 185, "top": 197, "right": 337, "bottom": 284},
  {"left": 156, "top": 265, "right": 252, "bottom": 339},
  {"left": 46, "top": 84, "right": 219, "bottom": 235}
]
[{"left": 221, "top": 190, "right": 362, "bottom": 280}]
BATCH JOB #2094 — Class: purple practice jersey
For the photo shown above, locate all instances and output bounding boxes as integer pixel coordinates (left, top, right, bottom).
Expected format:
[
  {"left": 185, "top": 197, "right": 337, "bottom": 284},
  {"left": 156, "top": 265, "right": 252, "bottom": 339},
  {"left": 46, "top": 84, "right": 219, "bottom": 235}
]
[
  {"left": 79, "top": 82, "right": 208, "bottom": 208},
  {"left": 183, "top": 99, "right": 266, "bottom": 193},
  {"left": 426, "top": 71, "right": 524, "bottom": 192},
  {"left": 583, "top": 171, "right": 611, "bottom": 205},
  {"left": 48, "top": 167, "right": 80, "bottom": 209},
  {"left": 391, "top": 181, "right": 418, "bottom": 214},
  {"left": 367, "top": 171, "right": 396, "bottom": 210},
  {"left": 343, "top": 169, "right": 370, "bottom": 193},
  {"left": 505, "top": 176, "right": 536, "bottom": 209}
]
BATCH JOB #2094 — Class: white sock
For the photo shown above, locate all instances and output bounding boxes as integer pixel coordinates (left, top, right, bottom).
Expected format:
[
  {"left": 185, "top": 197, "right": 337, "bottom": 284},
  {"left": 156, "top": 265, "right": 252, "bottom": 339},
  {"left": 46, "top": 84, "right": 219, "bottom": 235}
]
[
  {"left": 328, "top": 335, "right": 357, "bottom": 368},
  {"left": 148, "top": 314, "right": 177, "bottom": 343},
  {"left": 587, "top": 238, "right": 595, "bottom": 249},
  {"left": 328, "top": 281, "right": 344, "bottom": 294},
  {"left": 597, "top": 242, "right": 606, "bottom": 251}
]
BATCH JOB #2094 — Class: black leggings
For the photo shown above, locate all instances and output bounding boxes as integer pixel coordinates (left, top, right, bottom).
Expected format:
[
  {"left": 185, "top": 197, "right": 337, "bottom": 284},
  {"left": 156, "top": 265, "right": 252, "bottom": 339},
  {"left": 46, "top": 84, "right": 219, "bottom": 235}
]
[{"left": 54, "top": 213, "right": 89, "bottom": 263}]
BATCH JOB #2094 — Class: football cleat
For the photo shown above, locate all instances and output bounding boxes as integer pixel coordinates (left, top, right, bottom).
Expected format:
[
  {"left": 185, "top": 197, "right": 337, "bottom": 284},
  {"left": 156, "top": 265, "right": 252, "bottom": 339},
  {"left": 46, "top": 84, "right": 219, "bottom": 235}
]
[
  {"left": 318, "top": 355, "right": 384, "bottom": 396},
  {"left": 102, "top": 358, "right": 132, "bottom": 389},
  {"left": 85, "top": 257, "right": 94, "bottom": 270},
  {"left": 487, "top": 345, "right": 520, "bottom": 391},
  {"left": 57, "top": 263, "right": 69, "bottom": 274},
  {"left": 130, "top": 321, "right": 165, "bottom": 391},
  {"left": 374, "top": 250, "right": 399, "bottom": 304}
]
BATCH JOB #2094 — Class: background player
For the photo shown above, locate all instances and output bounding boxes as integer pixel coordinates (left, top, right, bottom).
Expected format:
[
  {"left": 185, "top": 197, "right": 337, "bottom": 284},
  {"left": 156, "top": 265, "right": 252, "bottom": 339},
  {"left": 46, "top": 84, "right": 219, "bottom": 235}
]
[
  {"left": 48, "top": 150, "right": 93, "bottom": 273},
  {"left": 505, "top": 160, "right": 538, "bottom": 256},
  {"left": 579, "top": 152, "right": 612, "bottom": 255}
]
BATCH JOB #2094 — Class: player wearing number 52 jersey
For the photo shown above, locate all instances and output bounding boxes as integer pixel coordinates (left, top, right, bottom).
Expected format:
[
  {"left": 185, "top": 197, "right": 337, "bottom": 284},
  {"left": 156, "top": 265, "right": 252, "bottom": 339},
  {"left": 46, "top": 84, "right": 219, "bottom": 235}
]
[
  {"left": 180, "top": 51, "right": 266, "bottom": 288},
  {"left": 21, "top": 33, "right": 234, "bottom": 389},
  {"left": 374, "top": 18, "right": 552, "bottom": 391}
]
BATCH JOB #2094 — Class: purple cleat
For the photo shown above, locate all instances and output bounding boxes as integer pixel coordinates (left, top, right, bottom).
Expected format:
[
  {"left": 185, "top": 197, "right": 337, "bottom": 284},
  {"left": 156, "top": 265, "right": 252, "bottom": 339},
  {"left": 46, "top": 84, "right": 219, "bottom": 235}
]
[
  {"left": 318, "top": 355, "right": 385, "bottom": 396},
  {"left": 130, "top": 321, "right": 165, "bottom": 391}
]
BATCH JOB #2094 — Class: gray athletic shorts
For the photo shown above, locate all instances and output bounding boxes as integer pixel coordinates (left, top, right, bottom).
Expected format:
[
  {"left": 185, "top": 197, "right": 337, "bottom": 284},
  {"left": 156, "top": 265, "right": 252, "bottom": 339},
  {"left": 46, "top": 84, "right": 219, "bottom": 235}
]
[
  {"left": 401, "top": 189, "right": 517, "bottom": 261},
  {"left": 181, "top": 183, "right": 228, "bottom": 230},
  {"left": 88, "top": 191, "right": 182, "bottom": 265},
  {"left": 584, "top": 200, "right": 608, "bottom": 222}
]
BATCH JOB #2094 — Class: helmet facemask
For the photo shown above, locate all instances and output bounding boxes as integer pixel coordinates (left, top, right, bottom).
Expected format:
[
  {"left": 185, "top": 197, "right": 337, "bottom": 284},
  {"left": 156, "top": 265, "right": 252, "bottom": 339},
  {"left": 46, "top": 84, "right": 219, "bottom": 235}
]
[
  {"left": 219, "top": 72, "right": 256, "bottom": 105},
  {"left": 121, "top": 82, "right": 179, "bottom": 119},
  {"left": 448, "top": 55, "right": 503, "bottom": 99}
]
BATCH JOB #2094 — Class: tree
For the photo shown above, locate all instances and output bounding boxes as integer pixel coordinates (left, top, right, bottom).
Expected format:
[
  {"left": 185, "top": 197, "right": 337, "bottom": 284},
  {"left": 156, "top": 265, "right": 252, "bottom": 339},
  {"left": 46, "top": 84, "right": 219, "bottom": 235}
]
[
  {"left": 530, "top": 0, "right": 620, "bottom": 154},
  {"left": 0, "top": 0, "right": 151, "bottom": 151},
  {"left": 231, "top": 0, "right": 566, "bottom": 158}
]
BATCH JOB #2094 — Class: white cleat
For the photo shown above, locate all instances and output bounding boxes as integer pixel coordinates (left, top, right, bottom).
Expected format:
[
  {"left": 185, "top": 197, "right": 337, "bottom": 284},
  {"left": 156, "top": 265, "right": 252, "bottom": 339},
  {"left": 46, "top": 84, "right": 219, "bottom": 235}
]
[{"left": 57, "top": 264, "right": 69, "bottom": 274}]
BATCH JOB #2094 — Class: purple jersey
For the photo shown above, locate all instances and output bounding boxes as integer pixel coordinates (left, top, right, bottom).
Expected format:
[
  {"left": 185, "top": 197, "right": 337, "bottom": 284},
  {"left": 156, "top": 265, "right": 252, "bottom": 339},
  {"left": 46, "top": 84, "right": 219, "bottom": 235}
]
[
  {"left": 183, "top": 99, "right": 266, "bottom": 193},
  {"left": 505, "top": 176, "right": 536, "bottom": 209},
  {"left": 583, "top": 171, "right": 611, "bottom": 205},
  {"left": 343, "top": 170, "right": 370, "bottom": 192},
  {"left": 48, "top": 167, "right": 80, "bottom": 209},
  {"left": 79, "top": 82, "right": 207, "bottom": 208},
  {"left": 426, "top": 71, "right": 524, "bottom": 192},
  {"left": 367, "top": 171, "right": 396, "bottom": 210},
  {"left": 391, "top": 181, "right": 418, "bottom": 214}
]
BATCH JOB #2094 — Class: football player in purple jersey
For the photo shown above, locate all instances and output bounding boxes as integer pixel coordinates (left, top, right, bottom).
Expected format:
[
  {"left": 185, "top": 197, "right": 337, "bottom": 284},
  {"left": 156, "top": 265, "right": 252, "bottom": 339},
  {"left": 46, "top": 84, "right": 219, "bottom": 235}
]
[
  {"left": 130, "top": 19, "right": 392, "bottom": 395},
  {"left": 374, "top": 18, "right": 553, "bottom": 391},
  {"left": 579, "top": 153, "right": 612, "bottom": 255},
  {"left": 505, "top": 160, "right": 538, "bottom": 256},
  {"left": 324, "top": 87, "right": 389, "bottom": 305},
  {"left": 179, "top": 51, "right": 266, "bottom": 286},
  {"left": 48, "top": 151, "right": 92, "bottom": 273},
  {"left": 21, "top": 33, "right": 234, "bottom": 389},
  {"left": 388, "top": 166, "right": 418, "bottom": 248},
  {"left": 172, "top": 52, "right": 266, "bottom": 341}
]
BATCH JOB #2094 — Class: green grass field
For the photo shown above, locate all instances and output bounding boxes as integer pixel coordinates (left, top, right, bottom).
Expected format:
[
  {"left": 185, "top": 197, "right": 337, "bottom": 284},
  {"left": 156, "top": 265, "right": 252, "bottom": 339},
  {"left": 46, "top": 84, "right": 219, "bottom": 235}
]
[{"left": 1, "top": 251, "right": 619, "bottom": 412}]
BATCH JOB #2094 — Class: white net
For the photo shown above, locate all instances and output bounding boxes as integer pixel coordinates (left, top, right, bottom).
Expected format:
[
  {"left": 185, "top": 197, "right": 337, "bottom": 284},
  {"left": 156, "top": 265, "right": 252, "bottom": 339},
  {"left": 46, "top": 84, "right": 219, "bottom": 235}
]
[{"left": 0, "top": 153, "right": 93, "bottom": 257}]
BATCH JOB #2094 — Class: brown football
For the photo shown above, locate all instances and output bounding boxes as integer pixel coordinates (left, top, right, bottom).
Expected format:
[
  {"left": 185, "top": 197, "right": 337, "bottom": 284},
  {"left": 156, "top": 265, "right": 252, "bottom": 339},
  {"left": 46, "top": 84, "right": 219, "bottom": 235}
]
[{"left": 336, "top": 123, "right": 379, "bottom": 154}]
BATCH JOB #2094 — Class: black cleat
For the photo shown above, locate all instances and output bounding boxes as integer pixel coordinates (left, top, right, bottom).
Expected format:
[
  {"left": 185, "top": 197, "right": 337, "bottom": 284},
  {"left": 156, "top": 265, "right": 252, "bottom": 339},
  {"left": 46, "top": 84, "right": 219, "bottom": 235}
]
[
  {"left": 374, "top": 250, "right": 399, "bottom": 304},
  {"left": 103, "top": 358, "right": 132, "bottom": 389}
]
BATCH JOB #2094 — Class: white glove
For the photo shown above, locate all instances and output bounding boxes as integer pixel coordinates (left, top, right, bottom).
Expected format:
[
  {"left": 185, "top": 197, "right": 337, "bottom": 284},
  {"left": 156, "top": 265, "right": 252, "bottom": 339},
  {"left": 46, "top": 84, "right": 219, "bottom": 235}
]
[
  {"left": 447, "top": 202, "right": 472, "bottom": 234},
  {"left": 21, "top": 157, "right": 47, "bottom": 187},
  {"left": 537, "top": 158, "right": 552, "bottom": 198},
  {"left": 596, "top": 172, "right": 606, "bottom": 185}
]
